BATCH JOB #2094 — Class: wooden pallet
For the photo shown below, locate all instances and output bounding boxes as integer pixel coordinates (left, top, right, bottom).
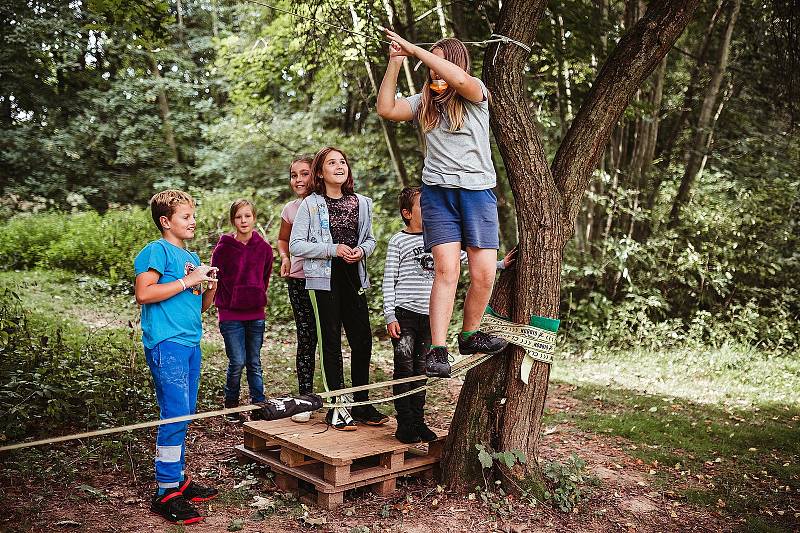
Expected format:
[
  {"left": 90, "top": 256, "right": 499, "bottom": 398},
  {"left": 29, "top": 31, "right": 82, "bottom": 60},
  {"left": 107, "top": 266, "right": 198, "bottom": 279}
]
[{"left": 235, "top": 413, "right": 446, "bottom": 509}]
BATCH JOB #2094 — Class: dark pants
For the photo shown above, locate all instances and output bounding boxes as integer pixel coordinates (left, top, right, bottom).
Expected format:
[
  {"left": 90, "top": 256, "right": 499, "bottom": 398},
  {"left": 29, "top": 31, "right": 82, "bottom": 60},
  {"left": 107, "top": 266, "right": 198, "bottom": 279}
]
[
  {"left": 220, "top": 319, "right": 266, "bottom": 405},
  {"left": 310, "top": 260, "right": 372, "bottom": 402},
  {"left": 391, "top": 307, "right": 430, "bottom": 427},
  {"left": 287, "top": 277, "right": 318, "bottom": 395}
]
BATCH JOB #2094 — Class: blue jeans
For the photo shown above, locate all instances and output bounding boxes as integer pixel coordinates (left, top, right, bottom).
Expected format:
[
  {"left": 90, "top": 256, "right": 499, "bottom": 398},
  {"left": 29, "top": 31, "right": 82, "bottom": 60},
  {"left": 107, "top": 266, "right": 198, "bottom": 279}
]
[
  {"left": 220, "top": 319, "right": 266, "bottom": 404},
  {"left": 144, "top": 340, "right": 201, "bottom": 488}
]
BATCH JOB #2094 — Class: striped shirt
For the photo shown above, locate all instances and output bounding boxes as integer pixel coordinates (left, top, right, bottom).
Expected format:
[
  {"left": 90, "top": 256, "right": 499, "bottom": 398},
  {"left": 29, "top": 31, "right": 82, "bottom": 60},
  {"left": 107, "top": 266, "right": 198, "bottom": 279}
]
[{"left": 382, "top": 231, "right": 505, "bottom": 324}]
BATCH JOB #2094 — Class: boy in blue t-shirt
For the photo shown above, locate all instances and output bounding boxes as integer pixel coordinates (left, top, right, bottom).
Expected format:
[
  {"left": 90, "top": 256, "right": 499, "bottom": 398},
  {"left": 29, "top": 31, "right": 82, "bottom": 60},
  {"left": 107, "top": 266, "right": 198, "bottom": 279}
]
[{"left": 134, "top": 189, "right": 219, "bottom": 525}]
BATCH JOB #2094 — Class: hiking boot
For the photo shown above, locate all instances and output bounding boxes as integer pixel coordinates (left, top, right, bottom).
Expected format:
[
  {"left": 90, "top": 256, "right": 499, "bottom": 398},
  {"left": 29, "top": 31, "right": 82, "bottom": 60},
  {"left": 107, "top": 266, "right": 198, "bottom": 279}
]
[
  {"left": 415, "top": 420, "right": 438, "bottom": 443},
  {"left": 325, "top": 407, "right": 357, "bottom": 431},
  {"left": 151, "top": 488, "right": 203, "bottom": 524},
  {"left": 224, "top": 400, "right": 244, "bottom": 423},
  {"left": 425, "top": 346, "right": 451, "bottom": 378},
  {"left": 458, "top": 331, "right": 508, "bottom": 355},
  {"left": 351, "top": 404, "right": 389, "bottom": 426},
  {"left": 395, "top": 423, "right": 421, "bottom": 444},
  {"left": 178, "top": 476, "right": 218, "bottom": 503}
]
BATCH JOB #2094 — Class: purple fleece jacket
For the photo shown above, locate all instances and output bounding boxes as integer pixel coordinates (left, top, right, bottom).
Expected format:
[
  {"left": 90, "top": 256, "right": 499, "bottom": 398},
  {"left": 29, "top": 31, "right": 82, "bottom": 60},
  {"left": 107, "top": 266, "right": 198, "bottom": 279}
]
[{"left": 211, "top": 232, "right": 274, "bottom": 322}]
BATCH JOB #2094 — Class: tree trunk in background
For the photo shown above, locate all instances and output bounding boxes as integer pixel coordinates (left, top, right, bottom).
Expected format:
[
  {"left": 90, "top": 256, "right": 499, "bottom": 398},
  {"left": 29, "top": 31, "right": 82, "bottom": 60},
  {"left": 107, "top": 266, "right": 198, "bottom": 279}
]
[
  {"left": 442, "top": 0, "right": 700, "bottom": 490},
  {"left": 149, "top": 54, "right": 182, "bottom": 166},
  {"left": 351, "top": 5, "right": 409, "bottom": 187},
  {"left": 669, "top": 0, "right": 740, "bottom": 227},
  {"left": 491, "top": 144, "right": 519, "bottom": 248},
  {"left": 645, "top": 0, "right": 724, "bottom": 212}
]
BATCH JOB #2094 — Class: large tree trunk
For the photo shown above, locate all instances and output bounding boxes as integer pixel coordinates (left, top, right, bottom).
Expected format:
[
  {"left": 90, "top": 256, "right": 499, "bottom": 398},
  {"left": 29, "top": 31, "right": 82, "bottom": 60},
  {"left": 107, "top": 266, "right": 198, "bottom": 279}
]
[
  {"left": 669, "top": 0, "right": 740, "bottom": 227},
  {"left": 442, "top": 0, "right": 701, "bottom": 490}
]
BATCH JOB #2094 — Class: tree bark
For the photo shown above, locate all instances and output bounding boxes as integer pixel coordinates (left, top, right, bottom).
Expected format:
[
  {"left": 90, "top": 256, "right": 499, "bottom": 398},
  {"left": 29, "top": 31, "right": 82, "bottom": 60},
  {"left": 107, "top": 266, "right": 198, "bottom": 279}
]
[
  {"left": 442, "top": 0, "right": 701, "bottom": 490},
  {"left": 669, "top": 0, "right": 740, "bottom": 227},
  {"left": 149, "top": 54, "right": 182, "bottom": 166}
]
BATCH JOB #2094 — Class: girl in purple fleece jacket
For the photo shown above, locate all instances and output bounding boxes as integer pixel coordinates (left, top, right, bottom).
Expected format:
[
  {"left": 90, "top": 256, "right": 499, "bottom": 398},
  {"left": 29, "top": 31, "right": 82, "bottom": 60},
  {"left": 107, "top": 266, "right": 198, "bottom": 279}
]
[{"left": 211, "top": 199, "right": 274, "bottom": 422}]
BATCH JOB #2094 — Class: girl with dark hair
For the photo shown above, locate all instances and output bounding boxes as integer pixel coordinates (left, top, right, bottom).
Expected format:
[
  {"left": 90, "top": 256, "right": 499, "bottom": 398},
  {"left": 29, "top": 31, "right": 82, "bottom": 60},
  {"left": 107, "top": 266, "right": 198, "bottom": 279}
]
[
  {"left": 289, "top": 146, "right": 388, "bottom": 430},
  {"left": 277, "top": 156, "right": 318, "bottom": 423},
  {"left": 376, "top": 32, "right": 508, "bottom": 379},
  {"left": 211, "top": 199, "right": 273, "bottom": 421}
]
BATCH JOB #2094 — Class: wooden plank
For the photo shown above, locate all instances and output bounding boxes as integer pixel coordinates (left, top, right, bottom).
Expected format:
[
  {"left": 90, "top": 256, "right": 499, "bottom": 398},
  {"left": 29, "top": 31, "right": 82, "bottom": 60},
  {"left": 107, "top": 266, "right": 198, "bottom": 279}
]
[
  {"left": 323, "top": 463, "right": 351, "bottom": 485},
  {"left": 371, "top": 478, "right": 397, "bottom": 496},
  {"left": 274, "top": 473, "right": 298, "bottom": 491},
  {"left": 380, "top": 450, "right": 405, "bottom": 471},
  {"left": 280, "top": 447, "right": 317, "bottom": 467},
  {"left": 244, "top": 432, "right": 277, "bottom": 452},
  {"left": 244, "top": 420, "right": 418, "bottom": 465},
  {"left": 317, "top": 491, "right": 344, "bottom": 509},
  {"left": 235, "top": 445, "right": 438, "bottom": 493}
]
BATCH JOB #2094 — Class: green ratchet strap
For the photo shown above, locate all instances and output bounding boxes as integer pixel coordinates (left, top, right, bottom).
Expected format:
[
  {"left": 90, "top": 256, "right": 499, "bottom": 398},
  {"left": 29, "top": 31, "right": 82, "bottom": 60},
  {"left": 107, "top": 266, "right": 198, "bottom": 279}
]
[
  {"left": 480, "top": 306, "right": 560, "bottom": 384},
  {"left": 308, "top": 290, "right": 330, "bottom": 393}
]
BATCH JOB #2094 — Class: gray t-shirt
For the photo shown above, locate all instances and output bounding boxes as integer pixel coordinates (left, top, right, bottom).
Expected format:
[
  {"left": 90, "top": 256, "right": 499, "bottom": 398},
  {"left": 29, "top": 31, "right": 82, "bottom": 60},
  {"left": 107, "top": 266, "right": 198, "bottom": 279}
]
[{"left": 405, "top": 78, "right": 496, "bottom": 190}]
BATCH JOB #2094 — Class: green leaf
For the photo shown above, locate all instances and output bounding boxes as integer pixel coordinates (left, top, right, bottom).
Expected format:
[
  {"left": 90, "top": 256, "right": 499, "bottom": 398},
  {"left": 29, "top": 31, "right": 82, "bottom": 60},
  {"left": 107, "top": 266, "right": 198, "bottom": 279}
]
[{"left": 478, "top": 449, "right": 493, "bottom": 469}]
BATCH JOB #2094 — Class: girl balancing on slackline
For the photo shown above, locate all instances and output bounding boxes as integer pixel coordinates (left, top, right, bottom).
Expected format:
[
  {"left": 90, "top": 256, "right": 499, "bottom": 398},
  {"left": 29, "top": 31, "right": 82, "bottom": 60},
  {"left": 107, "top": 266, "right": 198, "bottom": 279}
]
[
  {"left": 377, "top": 31, "right": 508, "bottom": 378},
  {"left": 289, "top": 146, "right": 388, "bottom": 430}
]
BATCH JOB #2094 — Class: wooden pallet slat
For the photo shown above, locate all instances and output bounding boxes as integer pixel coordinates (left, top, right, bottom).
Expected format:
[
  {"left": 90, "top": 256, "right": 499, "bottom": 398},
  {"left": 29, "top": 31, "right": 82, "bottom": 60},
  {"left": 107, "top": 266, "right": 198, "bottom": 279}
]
[{"left": 236, "top": 413, "right": 447, "bottom": 509}]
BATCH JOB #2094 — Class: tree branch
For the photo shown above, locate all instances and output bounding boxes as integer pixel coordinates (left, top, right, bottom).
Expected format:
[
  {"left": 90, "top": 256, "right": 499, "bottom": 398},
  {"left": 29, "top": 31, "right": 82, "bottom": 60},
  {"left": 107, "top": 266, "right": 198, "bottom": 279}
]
[{"left": 552, "top": 0, "right": 701, "bottom": 234}]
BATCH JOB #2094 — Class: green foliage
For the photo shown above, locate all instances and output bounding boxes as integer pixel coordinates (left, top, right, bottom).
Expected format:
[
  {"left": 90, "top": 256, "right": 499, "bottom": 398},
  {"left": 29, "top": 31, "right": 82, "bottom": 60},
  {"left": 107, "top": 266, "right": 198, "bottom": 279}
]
[
  {"left": 541, "top": 454, "right": 590, "bottom": 512},
  {"left": 0, "top": 288, "right": 154, "bottom": 442}
]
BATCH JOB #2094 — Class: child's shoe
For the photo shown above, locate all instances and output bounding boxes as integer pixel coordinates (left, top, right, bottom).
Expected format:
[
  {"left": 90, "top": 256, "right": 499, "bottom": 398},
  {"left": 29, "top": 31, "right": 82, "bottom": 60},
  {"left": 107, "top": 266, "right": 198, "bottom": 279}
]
[
  {"left": 395, "top": 424, "right": 421, "bottom": 444},
  {"left": 425, "top": 346, "right": 451, "bottom": 378},
  {"left": 224, "top": 400, "right": 244, "bottom": 423},
  {"left": 351, "top": 404, "right": 389, "bottom": 425},
  {"left": 151, "top": 488, "right": 203, "bottom": 524},
  {"left": 291, "top": 411, "right": 312, "bottom": 423},
  {"left": 325, "top": 407, "right": 357, "bottom": 431},
  {"left": 458, "top": 331, "right": 508, "bottom": 355},
  {"left": 415, "top": 421, "right": 438, "bottom": 443},
  {"left": 178, "top": 476, "right": 219, "bottom": 502}
]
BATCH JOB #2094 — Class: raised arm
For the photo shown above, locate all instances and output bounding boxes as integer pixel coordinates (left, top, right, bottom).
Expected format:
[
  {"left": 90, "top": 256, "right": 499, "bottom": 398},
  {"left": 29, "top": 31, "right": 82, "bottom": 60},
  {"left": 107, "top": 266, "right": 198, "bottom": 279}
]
[
  {"left": 384, "top": 29, "right": 484, "bottom": 103},
  {"left": 376, "top": 45, "right": 414, "bottom": 121}
]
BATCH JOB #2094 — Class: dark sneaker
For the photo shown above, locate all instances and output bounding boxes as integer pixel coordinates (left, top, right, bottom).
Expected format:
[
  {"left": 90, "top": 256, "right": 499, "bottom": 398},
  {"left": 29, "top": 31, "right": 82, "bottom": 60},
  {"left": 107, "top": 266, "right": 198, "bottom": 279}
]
[
  {"left": 224, "top": 400, "right": 244, "bottom": 423},
  {"left": 458, "top": 331, "right": 508, "bottom": 355},
  {"left": 151, "top": 488, "right": 203, "bottom": 524},
  {"left": 395, "top": 424, "right": 421, "bottom": 444},
  {"left": 179, "top": 476, "right": 218, "bottom": 503},
  {"left": 351, "top": 404, "right": 389, "bottom": 426},
  {"left": 415, "top": 421, "right": 438, "bottom": 443},
  {"left": 325, "top": 407, "right": 357, "bottom": 431},
  {"left": 425, "top": 346, "right": 452, "bottom": 378}
]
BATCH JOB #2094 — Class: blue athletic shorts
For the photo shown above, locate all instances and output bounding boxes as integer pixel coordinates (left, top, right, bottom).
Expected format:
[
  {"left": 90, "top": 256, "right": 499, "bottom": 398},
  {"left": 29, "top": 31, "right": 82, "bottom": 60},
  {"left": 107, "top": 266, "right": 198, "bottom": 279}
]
[{"left": 420, "top": 183, "right": 500, "bottom": 252}]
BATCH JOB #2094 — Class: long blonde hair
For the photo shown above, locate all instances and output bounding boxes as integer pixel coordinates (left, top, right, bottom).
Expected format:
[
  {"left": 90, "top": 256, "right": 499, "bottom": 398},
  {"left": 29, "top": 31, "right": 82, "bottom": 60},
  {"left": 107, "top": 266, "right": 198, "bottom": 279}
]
[{"left": 418, "top": 38, "right": 471, "bottom": 133}]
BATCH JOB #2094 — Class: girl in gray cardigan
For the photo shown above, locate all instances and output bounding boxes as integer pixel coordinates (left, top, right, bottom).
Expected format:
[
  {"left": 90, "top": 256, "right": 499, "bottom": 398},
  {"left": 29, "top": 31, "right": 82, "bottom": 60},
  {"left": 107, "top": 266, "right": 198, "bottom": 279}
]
[{"left": 289, "top": 146, "right": 387, "bottom": 430}]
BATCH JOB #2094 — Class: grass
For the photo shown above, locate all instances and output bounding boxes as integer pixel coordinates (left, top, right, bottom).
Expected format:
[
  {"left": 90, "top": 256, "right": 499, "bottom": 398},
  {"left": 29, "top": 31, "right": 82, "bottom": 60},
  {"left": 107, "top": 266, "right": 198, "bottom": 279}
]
[{"left": 547, "top": 334, "right": 799, "bottom": 531}]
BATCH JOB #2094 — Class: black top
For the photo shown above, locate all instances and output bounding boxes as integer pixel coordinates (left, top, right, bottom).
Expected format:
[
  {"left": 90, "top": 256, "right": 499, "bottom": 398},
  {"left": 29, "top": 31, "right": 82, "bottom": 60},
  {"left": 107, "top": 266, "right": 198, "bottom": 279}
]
[{"left": 325, "top": 193, "right": 359, "bottom": 249}]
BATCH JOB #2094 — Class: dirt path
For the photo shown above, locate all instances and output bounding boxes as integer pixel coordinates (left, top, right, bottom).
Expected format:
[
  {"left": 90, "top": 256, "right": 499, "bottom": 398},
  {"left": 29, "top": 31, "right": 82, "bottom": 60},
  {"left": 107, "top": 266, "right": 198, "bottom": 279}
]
[{"left": 1, "top": 383, "right": 732, "bottom": 533}]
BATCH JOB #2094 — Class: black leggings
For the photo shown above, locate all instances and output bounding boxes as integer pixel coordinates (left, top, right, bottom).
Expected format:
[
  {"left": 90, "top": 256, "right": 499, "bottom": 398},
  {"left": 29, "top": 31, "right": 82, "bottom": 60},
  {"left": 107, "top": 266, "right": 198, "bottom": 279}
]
[
  {"left": 391, "top": 307, "right": 430, "bottom": 426},
  {"left": 287, "top": 277, "right": 317, "bottom": 395},
  {"left": 310, "top": 260, "right": 372, "bottom": 402}
]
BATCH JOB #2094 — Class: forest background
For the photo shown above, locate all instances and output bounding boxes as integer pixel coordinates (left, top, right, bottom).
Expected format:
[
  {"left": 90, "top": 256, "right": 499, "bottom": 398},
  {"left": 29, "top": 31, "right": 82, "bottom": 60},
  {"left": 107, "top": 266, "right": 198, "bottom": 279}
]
[{"left": 0, "top": 0, "right": 798, "bottom": 530}]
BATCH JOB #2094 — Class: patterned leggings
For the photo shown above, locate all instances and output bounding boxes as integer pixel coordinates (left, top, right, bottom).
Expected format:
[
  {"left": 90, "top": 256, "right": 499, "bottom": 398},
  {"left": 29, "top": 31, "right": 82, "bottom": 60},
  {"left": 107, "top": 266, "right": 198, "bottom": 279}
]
[{"left": 287, "top": 277, "right": 317, "bottom": 395}]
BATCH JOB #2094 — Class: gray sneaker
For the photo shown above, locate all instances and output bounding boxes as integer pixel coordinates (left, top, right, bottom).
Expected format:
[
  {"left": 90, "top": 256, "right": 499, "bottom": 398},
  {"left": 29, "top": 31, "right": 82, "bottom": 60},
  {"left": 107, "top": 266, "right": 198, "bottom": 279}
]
[
  {"left": 425, "top": 346, "right": 452, "bottom": 378},
  {"left": 458, "top": 331, "right": 508, "bottom": 355}
]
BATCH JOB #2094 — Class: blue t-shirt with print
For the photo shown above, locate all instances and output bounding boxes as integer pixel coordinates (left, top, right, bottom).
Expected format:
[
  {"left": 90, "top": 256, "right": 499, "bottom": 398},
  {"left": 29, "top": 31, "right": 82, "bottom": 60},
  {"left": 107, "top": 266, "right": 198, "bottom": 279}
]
[{"left": 134, "top": 239, "right": 202, "bottom": 349}]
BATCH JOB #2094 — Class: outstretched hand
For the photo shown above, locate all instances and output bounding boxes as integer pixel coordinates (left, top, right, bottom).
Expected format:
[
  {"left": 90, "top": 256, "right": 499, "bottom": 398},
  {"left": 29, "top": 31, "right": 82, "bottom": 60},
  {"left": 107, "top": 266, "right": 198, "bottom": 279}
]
[{"left": 384, "top": 28, "right": 417, "bottom": 58}]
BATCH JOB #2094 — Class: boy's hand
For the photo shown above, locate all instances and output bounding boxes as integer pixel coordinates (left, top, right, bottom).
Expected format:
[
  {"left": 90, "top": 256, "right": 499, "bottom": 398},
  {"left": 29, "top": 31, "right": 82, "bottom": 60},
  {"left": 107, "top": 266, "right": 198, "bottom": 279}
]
[
  {"left": 343, "top": 247, "right": 363, "bottom": 264},
  {"left": 387, "top": 321, "right": 401, "bottom": 339},
  {"left": 503, "top": 248, "right": 517, "bottom": 268},
  {"left": 280, "top": 257, "right": 291, "bottom": 277},
  {"left": 186, "top": 264, "right": 218, "bottom": 286}
]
